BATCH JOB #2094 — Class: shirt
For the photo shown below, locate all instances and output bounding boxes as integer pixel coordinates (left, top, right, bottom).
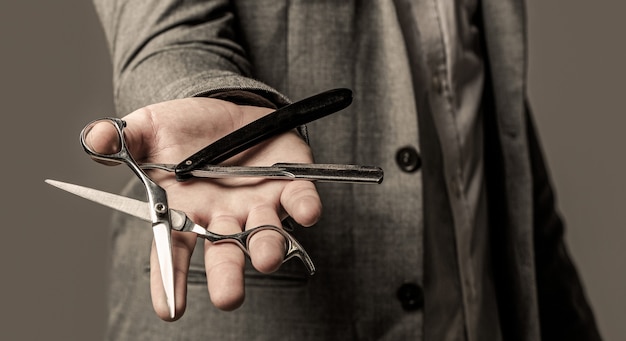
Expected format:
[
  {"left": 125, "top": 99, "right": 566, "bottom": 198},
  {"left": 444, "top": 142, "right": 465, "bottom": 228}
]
[{"left": 399, "top": 0, "right": 502, "bottom": 340}]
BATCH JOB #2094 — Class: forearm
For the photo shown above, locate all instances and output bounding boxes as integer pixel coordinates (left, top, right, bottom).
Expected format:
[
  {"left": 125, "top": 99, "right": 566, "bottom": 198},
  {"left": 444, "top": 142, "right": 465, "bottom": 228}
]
[{"left": 92, "top": 0, "right": 288, "bottom": 114}]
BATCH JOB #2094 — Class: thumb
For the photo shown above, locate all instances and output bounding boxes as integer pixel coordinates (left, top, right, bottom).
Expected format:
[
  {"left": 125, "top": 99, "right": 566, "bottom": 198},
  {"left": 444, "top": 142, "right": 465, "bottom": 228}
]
[
  {"left": 84, "top": 120, "right": 120, "bottom": 154},
  {"left": 83, "top": 117, "right": 149, "bottom": 165},
  {"left": 82, "top": 119, "right": 123, "bottom": 166}
]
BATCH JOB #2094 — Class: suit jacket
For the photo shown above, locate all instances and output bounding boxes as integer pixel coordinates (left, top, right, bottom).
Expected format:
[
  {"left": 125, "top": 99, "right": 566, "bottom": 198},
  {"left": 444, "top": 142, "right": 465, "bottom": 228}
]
[{"left": 94, "top": 0, "right": 601, "bottom": 340}]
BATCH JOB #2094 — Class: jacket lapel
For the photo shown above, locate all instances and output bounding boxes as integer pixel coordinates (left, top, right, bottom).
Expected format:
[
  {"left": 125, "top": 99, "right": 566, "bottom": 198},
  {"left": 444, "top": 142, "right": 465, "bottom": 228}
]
[
  {"left": 481, "top": 0, "right": 541, "bottom": 340},
  {"left": 482, "top": 0, "right": 527, "bottom": 136}
]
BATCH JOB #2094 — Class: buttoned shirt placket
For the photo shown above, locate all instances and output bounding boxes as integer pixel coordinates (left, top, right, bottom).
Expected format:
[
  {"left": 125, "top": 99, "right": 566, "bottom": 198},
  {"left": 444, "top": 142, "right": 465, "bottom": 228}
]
[{"left": 407, "top": 0, "right": 502, "bottom": 340}]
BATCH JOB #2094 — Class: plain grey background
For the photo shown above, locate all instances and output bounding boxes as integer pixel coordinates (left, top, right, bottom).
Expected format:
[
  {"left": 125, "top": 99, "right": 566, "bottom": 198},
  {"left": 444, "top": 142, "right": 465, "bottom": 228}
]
[{"left": 1, "top": 1, "right": 624, "bottom": 340}]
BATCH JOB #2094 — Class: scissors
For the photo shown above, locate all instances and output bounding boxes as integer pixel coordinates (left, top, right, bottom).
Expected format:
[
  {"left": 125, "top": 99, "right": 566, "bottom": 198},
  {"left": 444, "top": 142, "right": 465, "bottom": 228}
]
[{"left": 45, "top": 88, "right": 383, "bottom": 318}]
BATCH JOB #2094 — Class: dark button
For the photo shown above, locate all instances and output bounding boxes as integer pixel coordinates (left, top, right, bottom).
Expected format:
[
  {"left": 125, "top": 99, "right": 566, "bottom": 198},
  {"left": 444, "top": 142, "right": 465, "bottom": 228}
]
[
  {"left": 396, "top": 147, "right": 421, "bottom": 173},
  {"left": 396, "top": 283, "right": 424, "bottom": 311}
]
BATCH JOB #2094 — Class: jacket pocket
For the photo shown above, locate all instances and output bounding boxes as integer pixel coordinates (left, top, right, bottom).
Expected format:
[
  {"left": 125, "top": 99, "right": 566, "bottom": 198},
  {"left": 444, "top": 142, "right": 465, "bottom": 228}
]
[{"left": 185, "top": 259, "right": 309, "bottom": 288}]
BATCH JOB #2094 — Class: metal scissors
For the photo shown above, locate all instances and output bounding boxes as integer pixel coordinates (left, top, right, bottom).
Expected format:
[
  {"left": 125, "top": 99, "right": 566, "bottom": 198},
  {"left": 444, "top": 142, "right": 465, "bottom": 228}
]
[
  {"left": 45, "top": 88, "right": 383, "bottom": 318},
  {"left": 44, "top": 178, "right": 316, "bottom": 304}
]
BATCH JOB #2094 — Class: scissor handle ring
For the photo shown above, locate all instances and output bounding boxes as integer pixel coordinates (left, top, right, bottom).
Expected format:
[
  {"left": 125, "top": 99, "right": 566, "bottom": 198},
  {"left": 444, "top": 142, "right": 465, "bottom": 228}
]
[
  {"left": 80, "top": 117, "right": 166, "bottom": 209},
  {"left": 244, "top": 225, "right": 316, "bottom": 275},
  {"left": 80, "top": 117, "right": 131, "bottom": 164},
  {"left": 205, "top": 224, "right": 315, "bottom": 275}
]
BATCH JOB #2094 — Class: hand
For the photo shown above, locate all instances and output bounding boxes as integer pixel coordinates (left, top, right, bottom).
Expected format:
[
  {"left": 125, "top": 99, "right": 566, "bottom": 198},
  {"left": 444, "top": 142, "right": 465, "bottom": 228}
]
[{"left": 85, "top": 97, "right": 322, "bottom": 320}]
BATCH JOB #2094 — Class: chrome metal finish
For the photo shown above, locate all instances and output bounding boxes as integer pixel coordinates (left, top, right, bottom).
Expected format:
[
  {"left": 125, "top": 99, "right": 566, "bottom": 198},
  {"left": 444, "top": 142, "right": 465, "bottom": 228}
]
[
  {"left": 140, "top": 163, "right": 384, "bottom": 184},
  {"left": 79, "top": 118, "right": 176, "bottom": 319},
  {"left": 45, "top": 179, "right": 316, "bottom": 275}
]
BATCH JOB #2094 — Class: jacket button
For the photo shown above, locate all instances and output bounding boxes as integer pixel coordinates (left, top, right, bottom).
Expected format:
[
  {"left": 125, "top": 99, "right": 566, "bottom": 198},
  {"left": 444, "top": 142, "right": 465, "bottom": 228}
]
[
  {"left": 396, "top": 283, "right": 424, "bottom": 311},
  {"left": 396, "top": 147, "right": 421, "bottom": 173}
]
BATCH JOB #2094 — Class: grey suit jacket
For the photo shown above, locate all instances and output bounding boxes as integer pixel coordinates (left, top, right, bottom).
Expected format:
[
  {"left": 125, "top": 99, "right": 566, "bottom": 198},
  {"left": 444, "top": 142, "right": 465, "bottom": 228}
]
[{"left": 94, "top": 1, "right": 601, "bottom": 340}]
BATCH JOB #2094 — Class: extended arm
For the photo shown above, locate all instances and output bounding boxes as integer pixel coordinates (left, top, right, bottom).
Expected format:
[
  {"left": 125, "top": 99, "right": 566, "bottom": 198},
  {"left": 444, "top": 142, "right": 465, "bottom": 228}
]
[
  {"left": 93, "top": 0, "right": 288, "bottom": 113},
  {"left": 91, "top": 0, "right": 320, "bottom": 321}
]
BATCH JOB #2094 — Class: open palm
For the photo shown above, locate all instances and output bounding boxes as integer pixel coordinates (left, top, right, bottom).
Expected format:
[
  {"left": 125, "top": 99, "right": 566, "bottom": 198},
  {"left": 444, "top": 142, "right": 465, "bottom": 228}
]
[{"left": 86, "top": 97, "right": 322, "bottom": 320}]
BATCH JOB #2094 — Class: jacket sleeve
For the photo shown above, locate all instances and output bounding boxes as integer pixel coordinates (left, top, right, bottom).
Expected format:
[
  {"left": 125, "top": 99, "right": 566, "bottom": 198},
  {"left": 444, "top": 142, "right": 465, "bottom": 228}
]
[
  {"left": 92, "top": 0, "right": 289, "bottom": 115},
  {"left": 526, "top": 106, "right": 603, "bottom": 340}
]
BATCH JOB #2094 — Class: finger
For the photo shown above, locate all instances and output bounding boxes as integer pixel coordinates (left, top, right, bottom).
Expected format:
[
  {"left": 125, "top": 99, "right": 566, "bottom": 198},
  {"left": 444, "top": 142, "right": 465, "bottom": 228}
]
[
  {"left": 82, "top": 115, "right": 152, "bottom": 164},
  {"left": 280, "top": 180, "right": 322, "bottom": 227},
  {"left": 245, "top": 204, "right": 285, "bottom": 274},
  {"left": 204, "top": 216, "right": 246, "bottom": 311},
  {"left": 83, "top": 121, "right": 122, "bottom": 166},
  {"left": 150, "top": 231, "right": 197, "bottom": 321}
]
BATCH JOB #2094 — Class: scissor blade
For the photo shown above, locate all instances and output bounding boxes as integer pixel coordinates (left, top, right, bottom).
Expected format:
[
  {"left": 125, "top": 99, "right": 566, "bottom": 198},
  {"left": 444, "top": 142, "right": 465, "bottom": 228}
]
[
  {"left": 46, "top": 179, "right": 177, "bottom": 318},
  {"left": 153, "top": 222, "right": 176, "bottom": 319},
  {"left": 45, "top": 179, "right": 152, "bottom": 222}
]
